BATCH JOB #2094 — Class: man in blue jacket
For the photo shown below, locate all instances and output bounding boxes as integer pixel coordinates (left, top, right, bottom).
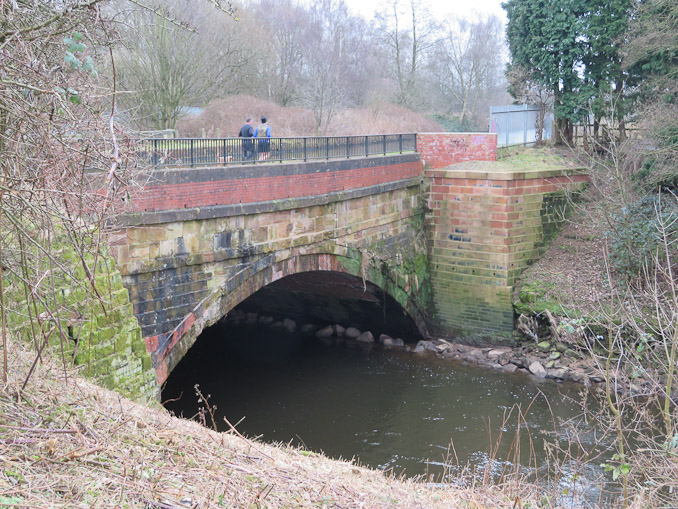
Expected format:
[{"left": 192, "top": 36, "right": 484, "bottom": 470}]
[{"left": 254, "top": 116, "right": 271, "bottom": 161}]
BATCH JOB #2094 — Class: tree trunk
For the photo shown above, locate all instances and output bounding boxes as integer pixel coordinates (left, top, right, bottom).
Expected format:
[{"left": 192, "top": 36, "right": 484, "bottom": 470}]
[
  {"left": 616, "top": 76, "right": 627, "bottom": 142},
  {"left": 564, "top": 119, "right": 573, "bottom": 144},
  {"left": 553, "top": 88, "right": 563, "bottom": 145}
]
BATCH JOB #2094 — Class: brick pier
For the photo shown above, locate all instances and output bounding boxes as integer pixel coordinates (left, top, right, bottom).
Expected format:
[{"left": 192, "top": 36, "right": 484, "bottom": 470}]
[{"left": 425, "top": 161, "right": 588, "bottom": 339}]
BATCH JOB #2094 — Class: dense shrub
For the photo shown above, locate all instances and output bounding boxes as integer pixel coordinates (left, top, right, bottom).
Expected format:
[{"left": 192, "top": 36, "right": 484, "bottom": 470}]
[
  {"left": 430, "top": 113, "right": 481, "bottom": 132},
  {"left": 631, "top": 100, "right": 678, "bottom": 193},
  {"left": 607, "top": 194, "right": 678, "bottom": 279}
]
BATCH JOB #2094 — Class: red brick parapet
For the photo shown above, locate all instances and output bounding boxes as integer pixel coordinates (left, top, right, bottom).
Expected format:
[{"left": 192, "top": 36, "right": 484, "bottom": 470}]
[
  {"left": 417, "top": 133, "right": 498, "bottom": 169},
  {"left": 124, "top": 155, "right": 422, "bottom": 214}
]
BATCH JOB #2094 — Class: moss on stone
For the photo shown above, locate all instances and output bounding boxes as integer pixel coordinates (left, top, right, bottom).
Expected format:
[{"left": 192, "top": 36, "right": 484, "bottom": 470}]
[
  {"left": 1, "top": 228, "right": 155, "bottom": 401},
  {"left": 512, "top": 280, "right": 578, "bottom": 317},
  {"left": 497, "top": 146, "right": 577, "bottom": 170}
]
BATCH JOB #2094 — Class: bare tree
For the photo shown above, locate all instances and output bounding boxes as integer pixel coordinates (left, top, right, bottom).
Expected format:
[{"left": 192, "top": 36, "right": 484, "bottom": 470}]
[
  {"left": 579, "top": 196, "right": 678, "bottom": 506},
  {"left": 303, "top": 0, "right": 364, "bottom": 134},
  {"left": 429, "top": 15, "right": 506, "bottom": 128},
  {"left": 374, "top": 0, "right": 437, "bottom": 108},
  {"left": 253, "top": 0, "right": 310, "bottom": 107},
  {"left": 0, "top": 0, "right": 133, "bottom": 384},
  {"left": 116, "top": 0, "right": 241, "bottom": 130},
  {"left": 0, "top": 0, "right": 236, "bottom": 386}
]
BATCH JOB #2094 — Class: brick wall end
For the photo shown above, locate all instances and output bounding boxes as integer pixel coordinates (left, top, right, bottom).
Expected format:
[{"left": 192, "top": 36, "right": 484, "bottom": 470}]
[{"left": 418, "top": 133, "right": 498, "bottom": 169}]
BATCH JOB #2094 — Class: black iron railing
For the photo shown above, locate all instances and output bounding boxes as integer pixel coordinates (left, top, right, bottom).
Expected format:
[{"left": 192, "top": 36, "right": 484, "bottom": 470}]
[{"left": 137, "top": 133, "right": 417, "bottom": 167}]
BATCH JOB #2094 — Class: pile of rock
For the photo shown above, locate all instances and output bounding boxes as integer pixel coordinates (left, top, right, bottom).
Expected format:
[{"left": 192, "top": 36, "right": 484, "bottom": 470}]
[
  {"left": 411, "top": 338, "right": 603, "bottom": 385},
  {"left": 222, "top": 310, "right": 617, "bottom": 388},
  {"left": 224, "top": 313, "right": 407, "bottom": 349},
  {"left": 222, "top": 310, "right": 649, "bottom": 391},
  {"left": 224, "top": 310, "right": 298, "bottom": 333},
  {"left": 313, "top": 324, "right": 405, "bottom": 347}
]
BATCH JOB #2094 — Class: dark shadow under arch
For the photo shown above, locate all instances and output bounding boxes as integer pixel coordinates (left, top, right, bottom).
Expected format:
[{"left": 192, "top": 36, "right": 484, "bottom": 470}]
[
  {"left": 154, "top": 250, "right": 429, "bottom": 385},
  {"left": 236, "top": 270, "right": 422, "bottom": 342}
]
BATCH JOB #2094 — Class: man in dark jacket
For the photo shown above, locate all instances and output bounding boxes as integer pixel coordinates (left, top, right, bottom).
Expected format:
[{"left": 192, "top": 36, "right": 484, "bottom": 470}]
[{"left": 238, "top": 117, "right": 254, "bottom": 161}]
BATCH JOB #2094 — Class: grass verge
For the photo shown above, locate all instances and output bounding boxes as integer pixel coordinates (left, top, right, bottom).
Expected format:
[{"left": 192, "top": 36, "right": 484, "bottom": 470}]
[{"left": 0, "top": 337, "right": 540, "bottom": 508}]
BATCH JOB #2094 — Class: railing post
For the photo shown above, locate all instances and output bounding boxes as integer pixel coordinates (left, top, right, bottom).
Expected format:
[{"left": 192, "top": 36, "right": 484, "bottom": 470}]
[
  {"left": 365, "top": 135, "right": 369, "bottom": 157},
  {"left": 413, "top": 133, "right": 416, "bottom": 152},
  {"left": 398, "top": 134, "right": 402, "bottom": 154},
  {"left": 326, "top": 138, "right": 329, "bottom": 160},
  {"left": 190, "top": 139, "right": 194, "bottom": 167},
  {"left": 279, "top": 138, "right": 283, "bottom": 163},
  {"left": 346, "top": 137, "right": 350, "bottom": 158},
  {"left": 303, "top": 137, "right": 307, "bottom": 162},
  {"left": 383, "top": 134, "right": 387, "bottom": 155},
  {"left": 222, "top": 138, "right": 227, "bottom": 166},
  {"left": 153, "top": 139, "right": 158, "bottom": 165}
]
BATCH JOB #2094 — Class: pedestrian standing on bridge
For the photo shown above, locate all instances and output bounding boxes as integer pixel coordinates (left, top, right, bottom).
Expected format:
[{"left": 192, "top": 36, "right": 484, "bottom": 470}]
[
  {"left": 254, "top": 116, "right": 271, "bottom": 161},
  {"left": 238, "top": 117, "right": 255, "bottom": 161}
]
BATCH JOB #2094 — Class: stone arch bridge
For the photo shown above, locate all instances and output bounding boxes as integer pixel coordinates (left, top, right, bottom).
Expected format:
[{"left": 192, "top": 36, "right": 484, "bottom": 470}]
[{"left": 104, "top": 133, "right": 587, "bottom": 395}]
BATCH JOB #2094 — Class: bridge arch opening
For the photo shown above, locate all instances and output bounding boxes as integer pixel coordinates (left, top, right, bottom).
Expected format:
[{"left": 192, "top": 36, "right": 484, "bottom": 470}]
[
  {"left": 227, "top": 270, "right": 422, "bottom": 343},
  {"left": 152, "top": 249, "right": 430, "bottom": 387},
  {"left": 162, "top": 269, "right": 423, "bottom": 418}
]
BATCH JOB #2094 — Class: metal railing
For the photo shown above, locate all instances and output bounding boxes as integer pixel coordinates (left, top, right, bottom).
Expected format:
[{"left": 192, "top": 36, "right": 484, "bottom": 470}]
[{"left": 137, "top": 133, "right": 417, "bottom": 167}]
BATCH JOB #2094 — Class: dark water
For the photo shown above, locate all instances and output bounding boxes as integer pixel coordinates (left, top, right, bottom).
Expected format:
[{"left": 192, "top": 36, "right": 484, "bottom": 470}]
[{"left": 164, "top": 324, "right": 611, "bottom": 504}]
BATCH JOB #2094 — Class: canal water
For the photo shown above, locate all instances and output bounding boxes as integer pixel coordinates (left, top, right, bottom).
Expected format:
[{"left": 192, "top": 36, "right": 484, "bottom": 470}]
[{"left": 163, "top": 322, "right": 611, "bottom": 503}]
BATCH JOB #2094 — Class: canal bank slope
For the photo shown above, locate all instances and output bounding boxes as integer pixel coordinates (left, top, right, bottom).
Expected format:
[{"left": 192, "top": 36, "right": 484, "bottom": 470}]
[{"left": 0, "top": 339, "right": 538, "bottom": 508}]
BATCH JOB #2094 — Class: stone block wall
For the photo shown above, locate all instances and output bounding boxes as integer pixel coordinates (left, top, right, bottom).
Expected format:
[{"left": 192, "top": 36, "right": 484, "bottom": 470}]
[
  {"left": 425, "top": 162, "right": 589, "bottom": 340},
  {"left": 417, "top": 133, "right": 498, "bottom": 169},
  {"left": 2, "top": 241, "right": 157, "bottom": 400},
  {"left": 110, "top": 155, "right": 430, "bottom": 385}
]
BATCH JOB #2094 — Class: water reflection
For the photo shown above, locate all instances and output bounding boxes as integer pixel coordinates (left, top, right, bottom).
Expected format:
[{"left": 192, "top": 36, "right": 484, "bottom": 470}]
[{"left": 163, "top": 323, "right": 613, "bottom": 504}]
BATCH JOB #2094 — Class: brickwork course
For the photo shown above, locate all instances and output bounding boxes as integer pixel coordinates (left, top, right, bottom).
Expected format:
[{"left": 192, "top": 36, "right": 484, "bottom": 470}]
[
  {"left": 417, "top": 133, "right": 498, "bottom": 169},
  {"left": 425, "top": 160, "right": 589, "bottom": 340}
]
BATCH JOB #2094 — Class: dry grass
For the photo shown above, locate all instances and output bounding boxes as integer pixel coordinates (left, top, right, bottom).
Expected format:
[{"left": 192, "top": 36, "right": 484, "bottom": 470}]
[
  {"left": 176, "top": 96, "right": 442, "bottom": 138},
  {"left": 0, "top": 338, "right": 538, "bottom": 508},
  {"left": 515, "top": 184, "right": 610, "bottom": 315},
  {"left": 509, "top": 145, "right": 615, "bottom": 315},
  {"left": 329, "top": 104, "right": 442, "bottom": 136}
]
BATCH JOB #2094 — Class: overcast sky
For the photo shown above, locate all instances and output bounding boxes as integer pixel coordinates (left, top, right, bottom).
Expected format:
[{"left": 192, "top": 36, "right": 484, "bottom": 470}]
[{"left": 341, "top": 0, "right": 507, "bottom": 23}]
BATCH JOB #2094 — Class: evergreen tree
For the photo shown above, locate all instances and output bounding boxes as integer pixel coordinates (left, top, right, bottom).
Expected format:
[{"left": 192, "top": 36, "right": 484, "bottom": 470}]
[
  {"left": 582, "top": 0, "right": 632, "bottom": 141},
  {"left": 503, "top": 0, "right": 634, "bottom": 143}
]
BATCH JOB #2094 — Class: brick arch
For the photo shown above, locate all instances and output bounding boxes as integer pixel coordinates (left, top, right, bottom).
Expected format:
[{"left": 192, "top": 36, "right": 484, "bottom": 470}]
[{"left": 152, "top": 250, "right": 427, "bottom": 385}]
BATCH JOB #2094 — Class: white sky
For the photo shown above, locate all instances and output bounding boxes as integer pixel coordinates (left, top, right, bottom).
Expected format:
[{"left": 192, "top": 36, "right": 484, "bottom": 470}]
[{"left": 342, "top": 0, "right": 507, "bottom": 24}]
